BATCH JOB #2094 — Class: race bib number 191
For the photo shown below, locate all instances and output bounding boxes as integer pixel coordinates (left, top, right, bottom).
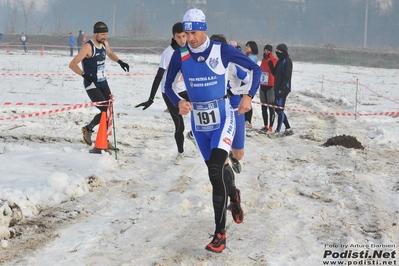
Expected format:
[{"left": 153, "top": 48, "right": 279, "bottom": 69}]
[{"left": 193, "top": 100, "right": 221, "bottom": 132}]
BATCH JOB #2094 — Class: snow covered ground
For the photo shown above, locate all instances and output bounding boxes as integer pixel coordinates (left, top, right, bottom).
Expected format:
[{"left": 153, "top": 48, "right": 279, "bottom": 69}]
[{"left": 0, "top": 48, "right": 398, "bottom": 266}]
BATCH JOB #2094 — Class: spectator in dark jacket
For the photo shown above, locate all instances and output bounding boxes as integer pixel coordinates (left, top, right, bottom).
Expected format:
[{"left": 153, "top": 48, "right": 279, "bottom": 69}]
[
  {"left": 272, "top": 43, "right": 293, "bottom": 136},
  {"left": 77, "top": 30, "right": 83, "bottom": 53}
]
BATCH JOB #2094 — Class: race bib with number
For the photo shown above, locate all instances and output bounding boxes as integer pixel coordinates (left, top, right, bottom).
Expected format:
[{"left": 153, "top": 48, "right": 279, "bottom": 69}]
[
  {"left": 192, "top": 99, "right": 221, "bottom": 132},
  {"left": 97, "top": 65, "right": 106, "bottom": 82},
  {"left": 260, "top": 72, "right": 269, "bottom": 85}
]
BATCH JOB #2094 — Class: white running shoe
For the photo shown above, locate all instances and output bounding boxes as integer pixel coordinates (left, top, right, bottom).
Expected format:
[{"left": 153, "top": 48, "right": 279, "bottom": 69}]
[
  {"left": 174, "top": 152, "right": 184, "bottom": 165},
  {"left": 268, "top": 130, "right": 284, "bottom": 139}
]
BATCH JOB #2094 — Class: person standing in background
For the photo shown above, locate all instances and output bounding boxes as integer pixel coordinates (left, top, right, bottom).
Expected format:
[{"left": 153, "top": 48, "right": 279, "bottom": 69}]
[
  {"left": 68, "top": 32, "right": 75, "bottom": 56},
  {"left": 272, "top": 43, "right": 293, "bottom": 136},
  {"left": 77, "top": 30, "right": 83, "bottom": 53},
  {"left": 258, "top": 44, "right": 278, "bottom": 134},
  {"left": 82, "top": 32, "right": 87, "bottom": 45},
  {"left": 244, "top": 41, "right": 259, "bottom": 130},
  {"left": 20, "top": 32, "right": 27, "bottom": 53}
]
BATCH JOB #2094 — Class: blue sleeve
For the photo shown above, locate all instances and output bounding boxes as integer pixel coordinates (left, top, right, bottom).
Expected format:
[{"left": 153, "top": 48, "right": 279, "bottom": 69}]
[
  {"left": 235, "top": 65, "right": 247, "bottom": 80},
  {"left": 164, "top": 49, "right": 182, "bottom": 106},
  {"left": 222, "top": 44, "right": 261, "bottom": 96}
]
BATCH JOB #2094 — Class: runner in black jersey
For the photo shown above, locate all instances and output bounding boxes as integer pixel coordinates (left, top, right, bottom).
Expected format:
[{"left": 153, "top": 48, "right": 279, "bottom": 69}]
[{"left": 69, "top": 21, "right": 129, "bottom": 147}]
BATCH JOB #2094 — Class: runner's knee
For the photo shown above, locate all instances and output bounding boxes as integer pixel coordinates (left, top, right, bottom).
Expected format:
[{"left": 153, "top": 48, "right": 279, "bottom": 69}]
[
  {"left": 206, "top": 148, "right": 228, "bottom": 181},
  {"left": 232, "top": 149, "right": 244, "bottom": 161}
]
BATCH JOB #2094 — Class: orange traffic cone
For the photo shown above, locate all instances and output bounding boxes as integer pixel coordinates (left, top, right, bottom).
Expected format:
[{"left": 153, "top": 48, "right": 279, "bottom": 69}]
[
  {"left": 89, "top": 112, "right": 109, "bottom": 154},
  {"left": 40, "top": 45, "right": 44, "bottom": 55},
  {"left": 6, "top": 45, "right": 10, "bottom": 53}
]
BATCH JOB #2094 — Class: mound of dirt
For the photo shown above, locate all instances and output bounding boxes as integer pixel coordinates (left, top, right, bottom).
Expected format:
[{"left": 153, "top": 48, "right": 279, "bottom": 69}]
[{"left": 323, "top": 134, "right": 364, "bottom": 150}]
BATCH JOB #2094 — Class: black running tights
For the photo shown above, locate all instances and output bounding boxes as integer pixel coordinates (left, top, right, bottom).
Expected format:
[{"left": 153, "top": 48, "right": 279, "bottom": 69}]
[
  {"left": 86, "top": 85, "right": 112, "bottom": 129},
  {"left": 162, "top": 93, "right": 185, "bottom": 153},
  {"left": 205, "top": 148, "right": 235, "bottom": 232}
]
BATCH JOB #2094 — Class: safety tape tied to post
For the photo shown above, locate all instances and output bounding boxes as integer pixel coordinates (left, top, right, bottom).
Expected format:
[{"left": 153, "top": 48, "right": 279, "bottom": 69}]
[{"left": 0, "top": 100, "right": 109, "bottom": 121}]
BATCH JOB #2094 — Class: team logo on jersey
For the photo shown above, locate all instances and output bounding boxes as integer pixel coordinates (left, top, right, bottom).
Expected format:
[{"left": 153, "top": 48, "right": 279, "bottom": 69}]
[
  {"left": 208, "top": 58, "right": 219, "bottom": 69},
  {"left": 102, "top": 51, "right": 106, "bottom": 58},
  {"left": 223, "top": 137, "right": 232, "bottom": 146}
]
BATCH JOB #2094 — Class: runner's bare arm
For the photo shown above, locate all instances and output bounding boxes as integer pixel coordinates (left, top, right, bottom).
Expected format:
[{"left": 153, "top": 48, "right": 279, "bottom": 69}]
[
  {"left": 105, "top": 40, "right": 129, "bottom": 72},
  {"left": 105, "top": 40, "right": 119, "bottom": 62},
  {"left": 69, "top": 43, "right": 92, "bottom": 75}
]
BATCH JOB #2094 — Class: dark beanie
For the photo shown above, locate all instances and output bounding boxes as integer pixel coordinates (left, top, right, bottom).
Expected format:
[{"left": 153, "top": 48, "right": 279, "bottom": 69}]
[
  {"left": 172, "top": 22, "right": 183, "bottom": 35},
  {"left": 93, "top": 21, "right": 108, "bottom": 33},
  {"left": 276, "top": 43, "right": 288, "bottom": 53},
  {"left": 264, "top": 44, "right": 273, "bottom": 52}
]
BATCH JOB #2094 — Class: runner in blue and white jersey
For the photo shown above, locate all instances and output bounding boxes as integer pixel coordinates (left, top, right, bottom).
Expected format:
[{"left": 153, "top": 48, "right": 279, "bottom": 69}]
[{"left": 164, "top": 9, "right": 261, "bottom": 253}]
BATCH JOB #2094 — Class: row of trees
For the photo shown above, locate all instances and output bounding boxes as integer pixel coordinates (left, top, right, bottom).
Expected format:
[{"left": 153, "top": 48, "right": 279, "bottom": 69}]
[{"left": 1, "top": 0, "right": 398, "bottom": 48}]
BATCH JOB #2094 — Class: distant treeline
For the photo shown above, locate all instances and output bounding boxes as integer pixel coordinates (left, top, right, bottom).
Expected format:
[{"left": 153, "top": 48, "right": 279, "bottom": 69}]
[{"left": 1, "top": 0, "right": 399, "bottom": 49}]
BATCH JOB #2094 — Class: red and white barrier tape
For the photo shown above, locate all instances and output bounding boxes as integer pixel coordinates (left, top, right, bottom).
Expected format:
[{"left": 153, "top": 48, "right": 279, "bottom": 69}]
[
  {"left": 0, "top": 73, "right": 154, "bottom": 77},
  {"left": 0, "top": 101, "right": 108, "bottom": 121},
  {"left": 1, "top": 97, "right": 398, "bottom": 122},
  {"left": 2, "top": 101, "right": 108, "bottom": 107},
  {"left": 251, "top": 100, "right": 399, "bottom": 117}
]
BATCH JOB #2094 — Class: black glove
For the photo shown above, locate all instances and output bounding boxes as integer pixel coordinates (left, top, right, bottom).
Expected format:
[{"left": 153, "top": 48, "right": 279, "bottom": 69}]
[
  {"left": 134, "top": 99, "right": 154, "bottom": 110},
  {"left": 82, "top": 72, "right": 97, "bottom": 83},
  {"left": 118, "top": 60, "right": 129, "bottom": 72}
]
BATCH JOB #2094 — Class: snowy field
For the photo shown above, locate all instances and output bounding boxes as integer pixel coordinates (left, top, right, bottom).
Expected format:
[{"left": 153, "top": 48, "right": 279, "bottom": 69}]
[{"left": 0, "top": 48, "right": 398, "bottom": 266}]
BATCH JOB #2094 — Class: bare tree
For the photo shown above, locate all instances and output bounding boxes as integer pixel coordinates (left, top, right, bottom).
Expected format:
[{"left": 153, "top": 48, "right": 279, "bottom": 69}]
[
  {"left": 125, "top": 11, "right": 150, "bottom": 37},
  {"left": 31, "top": 10, "right": 48, "bottom": 33},
  {"left": 48, "top": 0, "right": 70, "bottom": 34},
  {"left": 15, "top": 0, "right": 35, "bottom": 33},
  {"left": 4, "top": 5, "right": 19, "bottom": 33}
]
